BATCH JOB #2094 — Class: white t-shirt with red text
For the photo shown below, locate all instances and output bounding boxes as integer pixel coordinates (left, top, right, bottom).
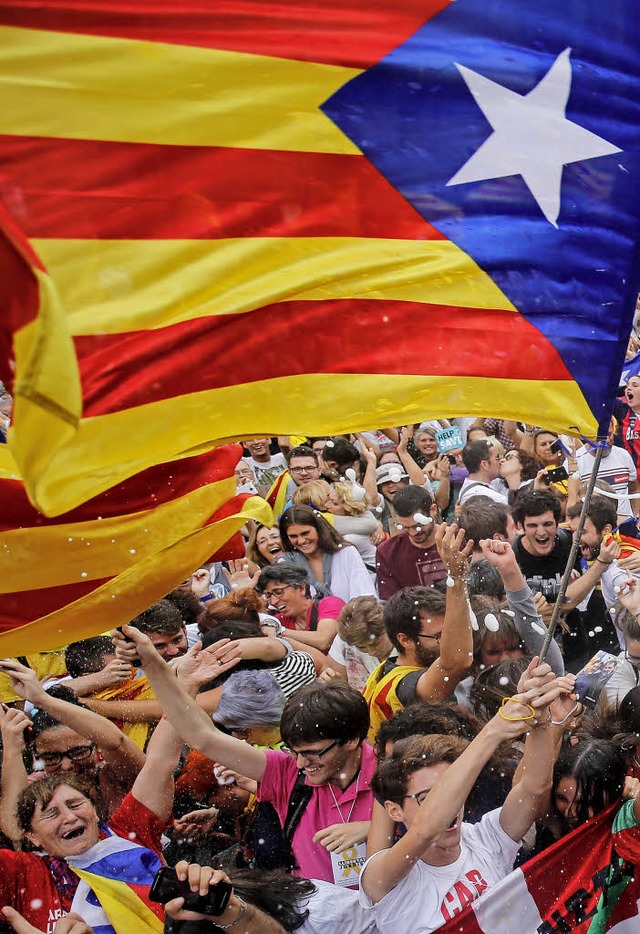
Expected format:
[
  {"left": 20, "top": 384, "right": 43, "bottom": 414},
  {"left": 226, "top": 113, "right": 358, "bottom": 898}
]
[{"left": 359, "top": 808, "right": 520, "bottom": 934}]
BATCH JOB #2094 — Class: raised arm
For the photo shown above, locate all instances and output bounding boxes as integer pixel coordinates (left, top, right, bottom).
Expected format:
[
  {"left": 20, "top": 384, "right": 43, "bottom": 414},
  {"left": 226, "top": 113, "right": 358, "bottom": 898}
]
[
  {"left": 115, "top": 628, "right": 268, "bottom": 782},
  {"left": 478, "top": 539, "right": 564, "bottom": 675},
  {"left": 129, "top": 714, "right": 183, "bottom": 823},
  {"left": 362, "top": 659, "right": 558, "bottom": 904},
  {"left": 0, "top": 659, "right": 146, "bottom": 784},
  {"left": 414, "top": 524, "right": 474, "bottom": 702},
  {"left": 0, "top": 705, "right": 31, "bottom": 844}
]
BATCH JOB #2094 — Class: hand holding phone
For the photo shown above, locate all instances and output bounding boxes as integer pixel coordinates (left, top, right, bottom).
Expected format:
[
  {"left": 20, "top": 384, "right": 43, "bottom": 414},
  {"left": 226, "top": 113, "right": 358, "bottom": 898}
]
[{"left": 149, "top": 866, "right": 233, "bottom": 916}]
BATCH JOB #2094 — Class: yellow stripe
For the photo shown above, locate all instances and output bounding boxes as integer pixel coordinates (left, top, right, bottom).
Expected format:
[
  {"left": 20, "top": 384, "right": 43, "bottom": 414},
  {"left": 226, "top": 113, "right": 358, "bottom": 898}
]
[
  {"left": 72, "top": 867, "right": 164, "bottom": 934},
  {"left": 0, "top": 474, "right": 237, "bottom": 592},
  {"left": 0, "top": 25, "right": 360, "bottom": 154},
  {"left": 0, "top": 495, "right": 271, "bottom": 656},
  {"left": 15, "top": 374, "right": 595, "bottom": 516},
  {"left": 33, "top": 237, "right": 516, "bottom": 336}
]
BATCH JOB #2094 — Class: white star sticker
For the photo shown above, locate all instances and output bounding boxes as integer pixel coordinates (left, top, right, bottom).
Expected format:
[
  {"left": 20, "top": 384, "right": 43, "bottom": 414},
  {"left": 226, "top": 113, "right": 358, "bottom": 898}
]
[{"left": 446, "top": 48, "right": 621, "bottom": 227}]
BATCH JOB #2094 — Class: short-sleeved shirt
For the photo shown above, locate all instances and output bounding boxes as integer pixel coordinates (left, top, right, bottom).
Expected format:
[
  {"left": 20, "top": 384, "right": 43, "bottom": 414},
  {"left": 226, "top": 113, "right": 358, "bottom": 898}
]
[
  {"left": 277, "top": 596, "right": 345, "bottom": 633},
  {"left": 0, "top": 794, "right": 164, "bottom": 931},
  {"left": 257, "top": 744, "right": 376, "bottom": 883},
  {"left": 575, "top": 444, "right": 636, "bottom": 516},
  {"left": 359, "top": 808, "right": 520, "bottom": 934},
  {"left": 613, "top": 398, "right": 640, "bottom": 481},
  {"left": 376, "top": 535, "right": 447, "bottom": 601}
]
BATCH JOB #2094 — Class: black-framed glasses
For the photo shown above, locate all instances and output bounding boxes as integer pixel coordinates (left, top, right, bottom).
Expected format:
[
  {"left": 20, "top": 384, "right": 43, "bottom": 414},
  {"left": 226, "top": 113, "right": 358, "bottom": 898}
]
[
  {"left": 416, "top": 631, "right": 442, "bottom": 645},
  {"left": 282, "top": 739, "right": 340, "bottom": 762},
  {"left": 36, "top": 743, "right": 96, "bottom": 769},
  {"left": 290, "top": 465, "right": 319, "bottom": 476},
  {"left": 403, "top": 787, "right": 432, "bottom": 806},
  {"left": 261, "top": 586, "right": 292, "bottom": 601}
]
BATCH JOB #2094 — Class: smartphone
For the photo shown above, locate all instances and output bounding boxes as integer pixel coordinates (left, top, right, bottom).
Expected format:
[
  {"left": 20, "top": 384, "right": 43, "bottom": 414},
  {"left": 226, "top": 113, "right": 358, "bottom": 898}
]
[
  {"left": 1, "top": 703, "right": 34, "bottom": 746},
  {"left": 149, "top": 867, "right": 233, "bottom": 916},
  {"left": 550, "top": 438, "right": 571, "bottom": 457},
  {"left": 545, "top": 465, "right": 569, "bottom": 483},
  {"left": 116, "top": 627, "right": 142, "bottom": 668}
]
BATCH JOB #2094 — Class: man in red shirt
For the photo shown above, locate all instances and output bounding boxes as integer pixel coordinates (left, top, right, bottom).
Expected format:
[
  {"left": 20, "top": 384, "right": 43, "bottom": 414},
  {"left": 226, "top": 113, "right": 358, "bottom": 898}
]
[{"left": 376, "top": 487, "right": 447, "bottom": 600}]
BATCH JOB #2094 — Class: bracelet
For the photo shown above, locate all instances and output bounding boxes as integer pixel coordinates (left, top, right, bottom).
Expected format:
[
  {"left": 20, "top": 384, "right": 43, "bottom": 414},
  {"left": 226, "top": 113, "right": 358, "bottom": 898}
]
[
  {"left": 550, "top": 702, "right": 581, "bottom": 726},
  {"left": 498, "top": 697, "right": 536, "bottom": 722},
  {"left": 217, "top": 898, "right": 246, "bottom": 930},
  {"left": 595, "top": 557, "right": 613, "bottom": 566}
]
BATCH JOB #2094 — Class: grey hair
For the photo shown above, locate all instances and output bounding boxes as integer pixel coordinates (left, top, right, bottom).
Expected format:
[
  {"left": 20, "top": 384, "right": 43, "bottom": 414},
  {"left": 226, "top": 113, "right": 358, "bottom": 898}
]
[{"left": 214, "top": 669, "right": 285, "bottom": 729}]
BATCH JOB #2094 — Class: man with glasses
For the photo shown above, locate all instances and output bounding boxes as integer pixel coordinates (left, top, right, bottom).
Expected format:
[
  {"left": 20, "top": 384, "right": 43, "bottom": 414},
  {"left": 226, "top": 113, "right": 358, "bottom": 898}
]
[
  {"left": 365, "top": 524, "right": 474, "bottom": 741},
  {"left": 118, "top": 625, "right": 377, "bottom": 887}
]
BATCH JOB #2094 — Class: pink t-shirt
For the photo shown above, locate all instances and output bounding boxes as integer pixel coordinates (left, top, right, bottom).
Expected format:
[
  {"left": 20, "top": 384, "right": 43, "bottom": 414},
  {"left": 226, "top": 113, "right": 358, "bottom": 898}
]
[
  {"left": 257, "top": 744, "right": 376, "bottom": 883},
  {"left": 277, "top": 596, "right": 345, "bottom": 632}
]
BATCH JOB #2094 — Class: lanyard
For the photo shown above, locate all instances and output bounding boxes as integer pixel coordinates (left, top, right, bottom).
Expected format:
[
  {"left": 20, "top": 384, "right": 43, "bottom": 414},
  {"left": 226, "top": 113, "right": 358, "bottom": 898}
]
[{"left": 328, "top": 771, "right": 360, "bottom": 824}]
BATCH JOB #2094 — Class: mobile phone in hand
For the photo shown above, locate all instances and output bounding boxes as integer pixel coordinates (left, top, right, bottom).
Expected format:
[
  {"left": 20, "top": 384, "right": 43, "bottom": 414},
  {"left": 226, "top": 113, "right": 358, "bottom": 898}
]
[
  {"left": 116, "top": 627, "right": 142, "bottom": 668},
  {"left": 149, "top": 866, "right": 233, "bottom": 916}
]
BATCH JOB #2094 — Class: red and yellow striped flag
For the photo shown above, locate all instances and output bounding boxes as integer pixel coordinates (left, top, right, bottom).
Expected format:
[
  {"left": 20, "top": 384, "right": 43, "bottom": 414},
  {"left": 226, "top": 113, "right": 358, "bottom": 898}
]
[
  {"left": 1, "top": 0, "right": 631, "bottom": 517},
  {"left": 0, "top": 443, "right": 271, "bottom": 655}
]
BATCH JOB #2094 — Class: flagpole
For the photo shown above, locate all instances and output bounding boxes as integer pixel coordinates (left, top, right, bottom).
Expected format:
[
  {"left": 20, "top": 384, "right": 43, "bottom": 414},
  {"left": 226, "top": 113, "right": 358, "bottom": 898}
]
[{"left": 538, "top": 442, "right": 606, "bottom": 665}]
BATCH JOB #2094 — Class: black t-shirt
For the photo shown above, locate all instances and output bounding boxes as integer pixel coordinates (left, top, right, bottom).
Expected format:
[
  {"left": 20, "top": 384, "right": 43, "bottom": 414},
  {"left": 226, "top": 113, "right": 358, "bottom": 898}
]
[
  {"left": 378, "top": 656, "right": 424, "bottom": 706},
  {"left": 513, "top": 529, "right": 617, "bottom": 671}
]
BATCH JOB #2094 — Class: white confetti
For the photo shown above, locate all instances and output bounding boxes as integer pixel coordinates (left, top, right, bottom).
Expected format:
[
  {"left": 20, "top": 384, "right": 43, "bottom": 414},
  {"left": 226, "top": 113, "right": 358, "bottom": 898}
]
[
  {"left": 499, "top": 676, "right": 509, "bottom": 686},
  {"left": 531, "top": 621, "right": 546, "bottom": 635},
  {"left": 484, "top": 613, "right": 500, "bottom": 632},
  {"left": 446, "top": 575, "right": 455, "bottom": 588},
  {"left": 413, "top": 512, "right": 431, "bottom": 525}
]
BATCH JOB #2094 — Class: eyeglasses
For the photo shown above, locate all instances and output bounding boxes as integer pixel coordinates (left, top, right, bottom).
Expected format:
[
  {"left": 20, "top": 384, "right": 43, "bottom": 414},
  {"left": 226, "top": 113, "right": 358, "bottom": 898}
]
[
  {"left": 403, "top": 787, "right": 432, "bottom": 806},
  {"left": 36, "top": 743, "right": 96, "bottom": 769},
  {"left": 290, "top": 465, "right": 319, "bottom": 476},
  {"left": 262, "top": 586, "right": 291, "bottom": 600},
  {"left": 416, "top": 631, "right": 442, "bottom": 644},
  {"left": 625, "top": 649, "right": 640, "bottom": 668},
  {"left": 282, "top": 739, "right": 340, "bottom": 762}
]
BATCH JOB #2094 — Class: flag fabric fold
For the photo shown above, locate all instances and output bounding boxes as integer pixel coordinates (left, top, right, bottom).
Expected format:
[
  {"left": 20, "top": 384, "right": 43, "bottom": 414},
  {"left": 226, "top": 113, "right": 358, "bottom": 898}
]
[
  {"left": 0, "top": 443, "right": 271, "bottom": 655},
  {"left": 436, "top": 801, "right": 640, "bottom": 934},
  {"left": 2, "top": 1, "right": 640, "bottom": 516}
]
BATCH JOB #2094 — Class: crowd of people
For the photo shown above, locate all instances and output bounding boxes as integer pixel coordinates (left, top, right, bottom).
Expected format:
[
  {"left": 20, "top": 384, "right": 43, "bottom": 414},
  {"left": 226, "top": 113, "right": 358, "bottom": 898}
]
[{"left": 3, "top": 404, "right": 640, "bottom": 933}]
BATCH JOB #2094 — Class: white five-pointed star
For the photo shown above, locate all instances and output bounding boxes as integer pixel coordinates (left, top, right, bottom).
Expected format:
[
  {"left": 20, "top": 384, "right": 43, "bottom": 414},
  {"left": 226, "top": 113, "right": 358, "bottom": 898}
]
[{"left": 446, "top": 48, "right": 621, "bottom": 227}]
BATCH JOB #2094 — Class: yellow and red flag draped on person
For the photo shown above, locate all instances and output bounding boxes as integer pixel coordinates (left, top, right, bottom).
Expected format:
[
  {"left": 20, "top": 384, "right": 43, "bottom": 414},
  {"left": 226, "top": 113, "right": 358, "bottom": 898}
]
[
  {"left": 1, "top": 0, "right": 638, "bottom": 517},
  {"left": 0, "top": 442, "right": 271, "bottom": 655}
]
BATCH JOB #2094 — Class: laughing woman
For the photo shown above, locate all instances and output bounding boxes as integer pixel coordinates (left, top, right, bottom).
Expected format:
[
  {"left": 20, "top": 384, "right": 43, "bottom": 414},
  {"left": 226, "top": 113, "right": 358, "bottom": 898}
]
[
  {"left": 278, "top": 505, "right": 377, "bottom": 603},
  {"left": 0, "top": 712, "right": 185, "bottom": 932}
]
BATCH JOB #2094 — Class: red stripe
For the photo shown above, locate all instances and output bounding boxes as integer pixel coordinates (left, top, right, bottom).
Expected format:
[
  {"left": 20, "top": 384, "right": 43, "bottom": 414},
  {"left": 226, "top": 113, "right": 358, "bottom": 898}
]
[
  {"left": 74, "top": 301, "right": 573, "bottom": 416},
  {"left": 0, "top": 136, "right": 437, "bottom": 242},
  {"left": 0, "top": 0, "right": 446, "bottom": 68},
  {"left": 374, "top": 679, "right": 396, "bottom": 722},
  {"left": 0, "top": 445, "right": 243, "bottom": 530},
  {"left": 0, "top": 206, "right": 43, "bottom": 390},
  {"left": 0, "top": 578, "right": 111, "bottom": 631}
]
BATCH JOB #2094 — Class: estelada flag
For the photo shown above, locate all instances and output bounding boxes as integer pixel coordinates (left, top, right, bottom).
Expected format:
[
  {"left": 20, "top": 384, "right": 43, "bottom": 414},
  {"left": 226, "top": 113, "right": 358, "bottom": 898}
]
[
  {"left": 435, "top": 801, "right": 640, "bottom": 934},
  {"left": 2, "top": 0, "right": 640, "bottom": 515},
  {"left": 0, "top": 442, "right": 271, "bottom": 655}
]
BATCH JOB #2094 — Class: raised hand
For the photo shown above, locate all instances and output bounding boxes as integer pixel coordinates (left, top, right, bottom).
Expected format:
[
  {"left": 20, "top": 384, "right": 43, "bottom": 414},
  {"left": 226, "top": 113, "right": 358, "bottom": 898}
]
[{"left": 435, "top": 522, "right": 473, "bottom": 580}]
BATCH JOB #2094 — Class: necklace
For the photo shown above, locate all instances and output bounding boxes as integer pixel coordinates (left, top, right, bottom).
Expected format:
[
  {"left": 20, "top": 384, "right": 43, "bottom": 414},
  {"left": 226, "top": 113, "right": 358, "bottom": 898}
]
[{"left": 328, "top": 770, "right": 361, "bottom": 824}]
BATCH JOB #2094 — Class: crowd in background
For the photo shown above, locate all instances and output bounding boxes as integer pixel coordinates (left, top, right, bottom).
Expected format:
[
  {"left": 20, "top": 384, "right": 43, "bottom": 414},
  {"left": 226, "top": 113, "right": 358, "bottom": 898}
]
[{"left": 3, "top": 382, "right": 640, "bottom": 932}]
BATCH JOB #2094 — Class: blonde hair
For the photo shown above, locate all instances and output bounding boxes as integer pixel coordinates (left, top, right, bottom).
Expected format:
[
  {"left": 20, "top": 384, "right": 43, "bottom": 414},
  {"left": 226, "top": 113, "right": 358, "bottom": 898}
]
[
  {"left": 330, "top": 480, "right": 369, "bottom": 516},
  {"left": 291, "top": 478, "right": 331, "bottom": 510},
  {"left": 338, "top": 596, "right": 386, "bottom": 652}
]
